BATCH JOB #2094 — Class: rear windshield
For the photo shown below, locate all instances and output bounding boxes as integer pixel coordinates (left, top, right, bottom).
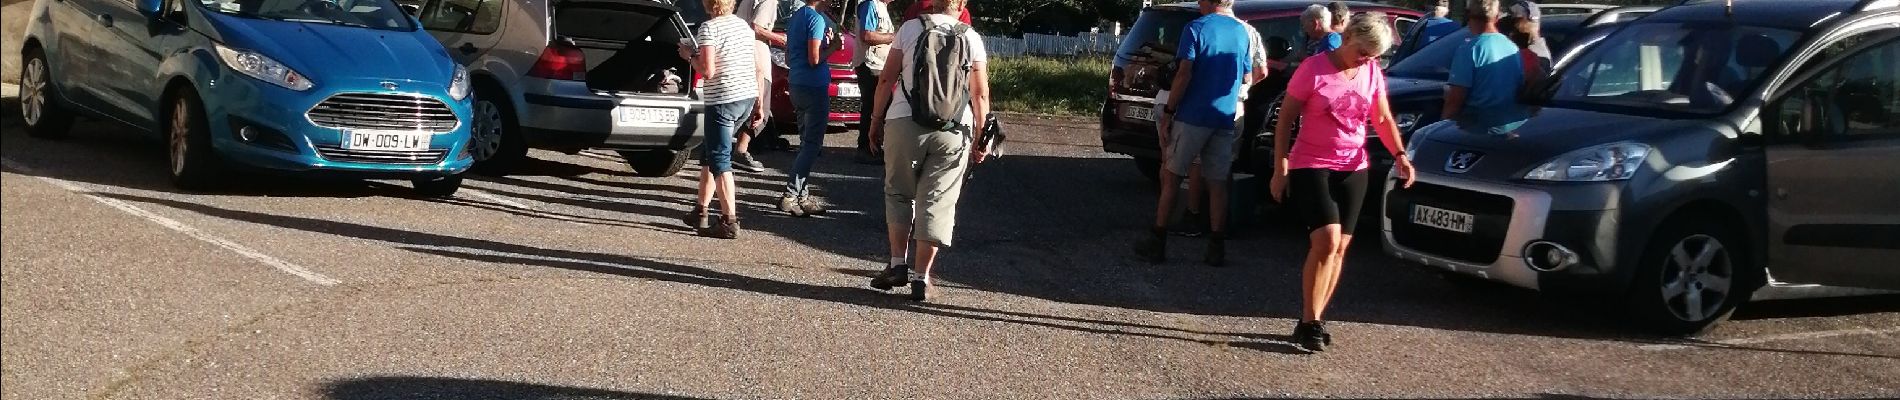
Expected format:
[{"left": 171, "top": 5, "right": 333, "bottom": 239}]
[
  {"left": 556, "top": 1, "right": 683, "bottom": 42},
  {"left": 1114, "top": 8, "right": 1197, "bottom": 68}
]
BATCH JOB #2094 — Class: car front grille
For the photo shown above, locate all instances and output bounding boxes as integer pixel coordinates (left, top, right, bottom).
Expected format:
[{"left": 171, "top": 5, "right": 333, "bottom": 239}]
[
  {"left": 1387, "top": 182, "right": 1515, "bottom": 264},
  {"left": 306, "top": 93, "right": 458, "bottom": 132},
  {"left": 829, "top": 96, "right": 862, "bottom": 114},
  {"left": 313, "top": 144, "right": 447, "bottom": 165}
]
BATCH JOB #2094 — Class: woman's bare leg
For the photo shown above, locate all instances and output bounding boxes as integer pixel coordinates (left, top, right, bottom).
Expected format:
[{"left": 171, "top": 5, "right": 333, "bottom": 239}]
[
  {"left": 716, "top": 171, "right": 738, "bottom": 221},
  {"left": 695, "top": 169, "right": 716, "bottom": 209},
  {"left": 1302, "top": 225, "right": 1345, "bottom": 322},
  {"left": 1314, "top": 234, "right": 1354, "bottom": 321}
]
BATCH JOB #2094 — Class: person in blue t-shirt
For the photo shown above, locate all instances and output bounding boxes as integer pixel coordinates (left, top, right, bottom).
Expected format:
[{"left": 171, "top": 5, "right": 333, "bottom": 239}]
[
  {"left": 1443, "top": 0, "right": 1529, "bottom": 136},
  {"left": 1135, "top": 0, "right": 1265, "bottom": 267},
  {"left": 781, "top": 0, "right": 833, "bottom": 216},
  {"left": 1419, "top": 0, "right": 1461, "bottom": 46},
  {"left": 1298, "top": 4, "right": 1340, "bottom": 60}
]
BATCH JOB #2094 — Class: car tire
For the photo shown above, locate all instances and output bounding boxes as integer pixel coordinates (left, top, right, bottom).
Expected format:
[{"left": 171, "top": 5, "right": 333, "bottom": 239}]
[
  {"left": 167, "top": 90, "right": 222, "bottom": 191},
  {"left": 412, "top": 174, "right": 464, "bottom": 198},
  {"left": 1133, "top": 157, "right": 1161, "bottom": 183},
  {"left": 469, "top": 87, "right": 527, "bottom": 176},
  {"left": 620, "top": 149, "right": 690, "bottom": 177},
  {"left": 20, "top": 48, "right": 75, "bottom": 139},
  {"left": 1624, "top": 214, "right": 1760, "bottom": 336}
]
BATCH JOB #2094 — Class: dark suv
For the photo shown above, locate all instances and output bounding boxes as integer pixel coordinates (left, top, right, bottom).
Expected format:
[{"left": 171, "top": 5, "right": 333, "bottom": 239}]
[
  {"left": 1100, "top": 0, "right": 1420, "bottom": 180},
  {"left": 1385, "top": 0, "right": 1900, "bottom": 335}
]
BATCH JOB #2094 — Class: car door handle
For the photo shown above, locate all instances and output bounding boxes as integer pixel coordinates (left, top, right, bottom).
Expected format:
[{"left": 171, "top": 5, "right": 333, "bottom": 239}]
[
  {"left": 457, "top": 43, "right": 478, "bottom": 54},
  {"left": 95, "top": 13, "right": 112, "bottom": 27}
]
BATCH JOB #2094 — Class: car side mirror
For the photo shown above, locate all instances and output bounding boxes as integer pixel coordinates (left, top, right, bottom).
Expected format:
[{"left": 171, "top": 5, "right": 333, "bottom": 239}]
[
  {"left": 401, "top": 4, "right": 421, "bottom": 16},
  {"left": 136, "top": 0, "right": 164, "bottom": 18},
  {"left": 1266, "top": 37, "right": 1292, "bottom": 61}
]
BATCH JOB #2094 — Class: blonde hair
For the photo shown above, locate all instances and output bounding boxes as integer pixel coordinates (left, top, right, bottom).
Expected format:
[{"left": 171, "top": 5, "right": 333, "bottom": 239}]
[
  {"left": 930, "top": 0, "right": 967, "bottom": 14},
  {"left": 704, "top": 0, "right": 735, "bottom": 16},
  {"left": 1343, "top": 12, "right": 1393, "bottom": 57}
]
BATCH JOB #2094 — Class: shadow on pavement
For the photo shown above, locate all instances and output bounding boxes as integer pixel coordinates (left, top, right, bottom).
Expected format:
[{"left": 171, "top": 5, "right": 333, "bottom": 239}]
[
  {"left": 98, "top": 192, "right": 1306, "bottom": 354},
  {"left": 324, "top": 376, "right": 711, "bottom": 400}
]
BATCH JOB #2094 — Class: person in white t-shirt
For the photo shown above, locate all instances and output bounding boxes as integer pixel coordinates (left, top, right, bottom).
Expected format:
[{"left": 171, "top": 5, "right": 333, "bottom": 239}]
[
  {"left": 863, "top": 0, "right": 989, "bottom": 301},
  {"left": 678, "top": 0, "right": 761, "bottom": 239},
  {"left": 730, "top": 0, "right": 785, "bottom": 172}
]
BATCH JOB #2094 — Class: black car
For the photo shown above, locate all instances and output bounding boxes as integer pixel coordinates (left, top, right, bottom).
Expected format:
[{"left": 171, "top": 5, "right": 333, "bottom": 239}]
[
  {"left": 1100, "top": 1, "right": 1423, "bottom": 181},
  {"left": 1384, "top": 0, "right": 1900, "bottom": 335}
]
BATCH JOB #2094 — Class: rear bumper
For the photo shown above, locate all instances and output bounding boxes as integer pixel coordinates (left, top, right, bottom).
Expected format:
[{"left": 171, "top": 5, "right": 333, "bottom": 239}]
[{"left": 518, "top": 93, "right": 704, "bottom": 151}]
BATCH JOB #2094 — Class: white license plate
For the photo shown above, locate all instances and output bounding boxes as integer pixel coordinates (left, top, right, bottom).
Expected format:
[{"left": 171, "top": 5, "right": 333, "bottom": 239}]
[
  {"left": 342, "top": 130, "right": 430, "bottom": 151},
  {"left": 836, "top": 82, "right": 860, "bottom": 98},
  {"left": 617, "top": 106, "right": 681, "bottom": 126},
  {"left": 1411, "top": 204, "right": 1475, "bottom": 234},
  {"left": 1126, "top": 105, "right": 1156, "bottom": 122}
]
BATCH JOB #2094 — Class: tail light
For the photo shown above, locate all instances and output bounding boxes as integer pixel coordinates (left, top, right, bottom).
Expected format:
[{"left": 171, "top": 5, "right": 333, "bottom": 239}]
[
  {"left": 528, "top": 42, "right": 587, "bottom": 81},
  {"left": 1109, "top": 66, "right": 1124, "bottom": 92},
  {"left": 692, "top": 72, "right": 703, "bottom": 89}
]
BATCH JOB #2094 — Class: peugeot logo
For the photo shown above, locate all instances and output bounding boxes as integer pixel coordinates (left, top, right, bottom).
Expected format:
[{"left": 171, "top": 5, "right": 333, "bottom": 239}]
[
  {"left": 1446, "top": 150, "right": 1484, "bottom": 173},
  {"left": 381, "top": 81, "right": 399, "bottom": 90}
]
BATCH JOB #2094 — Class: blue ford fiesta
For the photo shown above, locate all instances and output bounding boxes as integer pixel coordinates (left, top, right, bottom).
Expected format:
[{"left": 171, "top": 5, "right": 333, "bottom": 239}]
[{"left": 18, "top": 0, "right": 474, "bottom": 195}]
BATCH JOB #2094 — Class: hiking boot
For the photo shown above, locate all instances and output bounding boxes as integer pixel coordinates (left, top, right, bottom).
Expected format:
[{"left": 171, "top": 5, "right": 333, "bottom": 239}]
[
  {"left": 853, "top": 148, "right": 882, "bottom": 165},
  {"left": 797, "top": 196, "right": 828, "bottom": 216},
  {"left": 698, "top": 218, "right": 741, "bottom": 239},
  {"left": 733, "top": 152, "right": 766, "bottom": 173},
  {"left": 907, "top": 273, "right": 930, "bottom": 302},
  {"left": 778, "top": 195, "right": 807, "bottom": 217},
  {"left": 681, "top": 206, "right": 709, "bottom": 230},
  {"left": 1172, "top": 211, "right": 1208, "bottom": 237},
  {"left": 870, "top": 264, "right": 911, "bottom": 291},
  {"left": 1133, "top": 228, "right": 1167, "bottom": 264},
  {"left": 1294, "top": 320, "right": 1331, "bottom": 353},
  {"left": 1204, "top": 232, "right": 1227, "bottom": 267}
]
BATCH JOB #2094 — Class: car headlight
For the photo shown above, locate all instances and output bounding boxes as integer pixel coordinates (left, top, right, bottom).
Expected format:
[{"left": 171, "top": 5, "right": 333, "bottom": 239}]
[
  {"left": 1395, "top": 113, "right": 1421, "bottom": 132},
  {"left": 215, "top": 44, "right": 312, "bottom": 91},
  {"left": 1523, "top": 142, "right": 1652, "bottom": 182},
  {"left": 448, "top": 65, "right": 470, "bottom": 101}
]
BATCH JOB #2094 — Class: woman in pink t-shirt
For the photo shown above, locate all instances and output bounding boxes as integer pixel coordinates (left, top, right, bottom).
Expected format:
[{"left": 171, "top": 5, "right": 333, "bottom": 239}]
[{"left": 1268, "top": 13, "right": 1417, "bottom": 353}]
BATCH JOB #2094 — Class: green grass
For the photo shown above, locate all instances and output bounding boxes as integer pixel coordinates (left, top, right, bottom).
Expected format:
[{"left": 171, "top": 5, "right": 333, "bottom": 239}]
[{"left": 989, "top": 56, "right": 1111, "bottom": 116}]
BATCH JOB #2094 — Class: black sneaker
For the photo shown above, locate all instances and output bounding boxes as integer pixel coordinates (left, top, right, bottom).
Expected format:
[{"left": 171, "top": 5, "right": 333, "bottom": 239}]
[
  {"left": 907, "top": 278, "right": 930, "bottom": 302},
  {"left": 1204, "top": 232, "right": 1227, "bottom": 267},
  {"left": 733, "top": 152, "right": 766, "bottom": 172},
  {"left": 681, "top": 207, "right": 709, "bottom": 230},
  {"left": 698, "top": 218, "right": 741, "bottom": 239},
  {"left": 1134, "top": 229, "right": 1167, "bottom": 264},
  {"left": 870, "top": 265, "right": 910, "bottom": 291},
  {"left": 1172, "top": 211, "right": 1208, "bottom": 237},
  {"left": 1294, "top": 320, "right": 1330, "bottom": 353}
]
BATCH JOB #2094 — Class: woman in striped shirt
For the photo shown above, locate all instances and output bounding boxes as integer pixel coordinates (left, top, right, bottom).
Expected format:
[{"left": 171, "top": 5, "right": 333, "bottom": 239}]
[{"left": 678, "top": 0, "right": 760, "bottom": 239}]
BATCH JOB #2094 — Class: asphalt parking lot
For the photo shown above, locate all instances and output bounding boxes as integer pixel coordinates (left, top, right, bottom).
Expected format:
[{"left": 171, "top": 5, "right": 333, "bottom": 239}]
[{"left": 3, "top": 92, "right": 1897, "bottom": 399}]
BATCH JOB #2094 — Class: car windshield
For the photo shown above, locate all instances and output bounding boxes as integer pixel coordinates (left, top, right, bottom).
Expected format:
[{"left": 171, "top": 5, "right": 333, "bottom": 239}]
[
  {"left": 1387, "top": 28, "right": 1471, "bottom": 80},
  {"left": 199, "top": 0, "right": 415, "bottom": 31},
  {"left": 1549, "top": 22, "right": 1800, "bottom": 117}
]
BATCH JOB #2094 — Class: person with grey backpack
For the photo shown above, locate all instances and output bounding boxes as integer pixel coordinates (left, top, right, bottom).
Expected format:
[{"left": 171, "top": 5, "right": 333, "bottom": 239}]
[{"left": 864, "top": 0, "right": 990, "bottom": 301}]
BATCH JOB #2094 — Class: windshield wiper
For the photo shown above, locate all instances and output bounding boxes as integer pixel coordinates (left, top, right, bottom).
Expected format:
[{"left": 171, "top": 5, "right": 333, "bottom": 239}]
[{"left": 263, "top": 16, "right": 373, "bottom": 28}]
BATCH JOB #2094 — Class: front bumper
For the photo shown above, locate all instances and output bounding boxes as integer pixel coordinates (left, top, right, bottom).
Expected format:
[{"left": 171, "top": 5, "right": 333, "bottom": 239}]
[
  {"left": 1381, "top": 172, "right": 1555, "bottom": 290},
  {"left": 206, "top": 79, "right": 473, "bottom": 177}
]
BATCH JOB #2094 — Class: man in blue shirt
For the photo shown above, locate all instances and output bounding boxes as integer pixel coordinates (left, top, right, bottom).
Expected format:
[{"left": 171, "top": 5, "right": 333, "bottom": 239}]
[
  {"left": 781, "top": 0, "right": 833, "bottom": 216},
  {"left": 1443, "top": 0, "right": 1529, "bottom": 136},
  {"left": 1420, "top": 0, "right": 1461, "bottom": 45},
  {"left": 1137, "top": 0, "right": 1263, "bottom": 267},
  {"left": 1299, "top": 4, "right": 1340, "bottom": 59}
]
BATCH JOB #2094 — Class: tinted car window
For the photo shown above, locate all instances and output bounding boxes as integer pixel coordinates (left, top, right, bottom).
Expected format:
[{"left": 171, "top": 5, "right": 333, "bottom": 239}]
[
  {"left": 1771, "top": 37, "right": 1900, "bottom": 142},
  {"left": 1550, "top": 22, "right": 1800, "bottom": 117},
  {"left": 418, "top": 0, "right": 502, "bottom": 33},
  {"left": 201, "top": 0, "right": 417, "bottom": 31},
  {"left": 1387, "top": 28, "right": 1470, "bottom": 80},
  {"left": 1114, "top": 8, "right": 1197, "bottom": 68}
]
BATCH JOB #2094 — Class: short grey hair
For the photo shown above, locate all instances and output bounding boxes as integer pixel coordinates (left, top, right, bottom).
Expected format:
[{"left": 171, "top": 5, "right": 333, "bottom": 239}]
[
  {"left": 1208, "top": 0, "right": 1236, "bottom": 7},
  {"left": 1302, "top": 4, "right": 1331, "bottom": 27},
  {"left": 1467, "top": 0, "right": 1500, "bottom": 20},
  {"left": 1344, "top": 12, "right": 1394, "bottom": 56}
]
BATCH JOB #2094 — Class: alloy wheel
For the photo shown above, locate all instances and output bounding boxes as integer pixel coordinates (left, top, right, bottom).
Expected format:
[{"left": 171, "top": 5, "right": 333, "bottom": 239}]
[
  {"left": 21, "top": 58, "right": 46, "bottom": 126},
  {"left": 170, "top": 101, "right": 191, "bottom": 176},
  {"left": 1659, "top": 234, "right": 1734, "bottom": 322},
  {"left": 470, "top": 100, "right": 503, "bottom": 161}
]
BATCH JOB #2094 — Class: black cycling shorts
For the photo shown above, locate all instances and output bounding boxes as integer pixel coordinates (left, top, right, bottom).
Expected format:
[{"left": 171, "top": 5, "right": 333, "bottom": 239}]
[{"left": 1289, "top": 168, "right": 1369, "bottom": 235}]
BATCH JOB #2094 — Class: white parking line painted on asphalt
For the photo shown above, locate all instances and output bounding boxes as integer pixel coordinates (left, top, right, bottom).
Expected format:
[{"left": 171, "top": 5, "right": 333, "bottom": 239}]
[
  {"left": 0, "top": 158, "right": 340, "bottom": 286},
  {"left": 1640, "top": 326, "right": 1900, "bottom": 351},
  {"left": 463, "top": 188, "right": 533, "bottom": 210}
]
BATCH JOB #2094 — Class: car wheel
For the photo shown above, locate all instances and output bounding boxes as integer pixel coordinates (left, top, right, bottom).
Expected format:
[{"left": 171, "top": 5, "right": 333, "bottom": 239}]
[
  {"left": 619, "top": 149, "right": 690, "bottom": 177},
  {"left": 412, "top": 174, "right": 464, "bottom": 198},
  {"left": 167, "top": 90, "right": 222, "bottom": 191},
  {"left": 1625, "top": 216, "right": 1759, "bottom": 336},
  {"left": 20, "top": 48, "right": 75, "bottom": 139},
  {"left": 469, "top": 88, "right": 527, "bottom": 175},
  {"left": 1133, "top": 157, "right": 1161, "bottom": 183}
]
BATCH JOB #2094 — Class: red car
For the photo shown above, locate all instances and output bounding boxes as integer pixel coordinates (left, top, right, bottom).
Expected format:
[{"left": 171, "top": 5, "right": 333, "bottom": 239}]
[{"left": 762, "top": 1, "right": 863, "bottom": 137}]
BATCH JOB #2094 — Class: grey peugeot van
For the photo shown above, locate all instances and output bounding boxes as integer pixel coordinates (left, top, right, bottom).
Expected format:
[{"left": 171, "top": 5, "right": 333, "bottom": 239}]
[
  {"left": 1384, "top": 0, "right": 1899, "bottom": 335},
  {"left": 401, "top": 0, "right": 705, "bottom": 176}
]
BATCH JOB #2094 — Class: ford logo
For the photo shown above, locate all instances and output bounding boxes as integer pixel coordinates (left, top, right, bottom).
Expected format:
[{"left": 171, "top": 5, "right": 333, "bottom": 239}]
[
  {"left": 380, "top": 81, "right": 399, "bottom": 90},
  {"left": 1446, "top": 150, "right": 1483, "bottom": 173}
]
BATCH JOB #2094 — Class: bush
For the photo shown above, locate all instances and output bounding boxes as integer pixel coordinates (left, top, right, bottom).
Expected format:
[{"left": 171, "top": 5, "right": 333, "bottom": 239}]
[{"left": 988, "top": 55, "right": 1111, "bottom": 116}]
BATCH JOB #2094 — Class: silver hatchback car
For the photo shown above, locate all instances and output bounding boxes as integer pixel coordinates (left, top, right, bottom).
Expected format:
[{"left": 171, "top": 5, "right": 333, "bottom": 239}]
[{"left": 400, "top": 0, "right": 705, "bottom": 176}]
